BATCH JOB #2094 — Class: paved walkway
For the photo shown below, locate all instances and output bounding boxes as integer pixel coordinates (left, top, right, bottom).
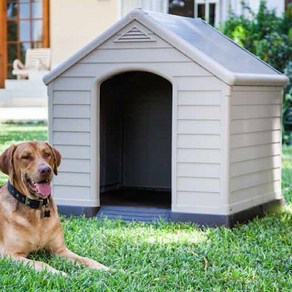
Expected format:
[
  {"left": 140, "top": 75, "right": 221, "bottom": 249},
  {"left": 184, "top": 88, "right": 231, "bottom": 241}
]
[{"left": 0, "top": 107, "right": 48, "bottom": 122}]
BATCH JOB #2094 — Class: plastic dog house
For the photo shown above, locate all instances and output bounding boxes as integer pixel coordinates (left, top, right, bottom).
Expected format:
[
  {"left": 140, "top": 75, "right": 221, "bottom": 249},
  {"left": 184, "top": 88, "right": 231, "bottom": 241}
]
[{"left": 44, "top": 9, "right": 288, "bottom": 226}]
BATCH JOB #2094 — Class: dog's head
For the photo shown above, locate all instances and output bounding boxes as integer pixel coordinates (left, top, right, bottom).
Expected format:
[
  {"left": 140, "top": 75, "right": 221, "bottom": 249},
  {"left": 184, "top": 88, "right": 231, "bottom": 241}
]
[{"left": 0, "top": 142, "right": 61, "bottom": 199}]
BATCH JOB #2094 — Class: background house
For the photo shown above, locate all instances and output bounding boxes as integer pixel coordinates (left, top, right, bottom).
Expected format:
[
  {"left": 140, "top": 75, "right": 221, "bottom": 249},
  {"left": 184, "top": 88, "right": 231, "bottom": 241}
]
[
  {"left": 50, "top": 0, "right": 289, "bottom": 69},
  {"left": 0, "top": 0, "right": 290, "bottom": 87},
  {"left": 0, "top": 0, "right": 290, "bottom": 119}
]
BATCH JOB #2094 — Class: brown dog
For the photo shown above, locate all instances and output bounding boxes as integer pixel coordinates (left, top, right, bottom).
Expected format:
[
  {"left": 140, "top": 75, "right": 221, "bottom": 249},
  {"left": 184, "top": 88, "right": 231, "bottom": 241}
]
[{"left": 0, "top": 141, "right": 108, "bottom": 275}]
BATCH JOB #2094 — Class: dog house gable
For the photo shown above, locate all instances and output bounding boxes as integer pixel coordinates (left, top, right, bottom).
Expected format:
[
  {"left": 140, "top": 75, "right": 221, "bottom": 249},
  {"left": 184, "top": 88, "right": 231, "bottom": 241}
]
[{"left": 44, "top": 9, "right": 288, "bottom": 226}]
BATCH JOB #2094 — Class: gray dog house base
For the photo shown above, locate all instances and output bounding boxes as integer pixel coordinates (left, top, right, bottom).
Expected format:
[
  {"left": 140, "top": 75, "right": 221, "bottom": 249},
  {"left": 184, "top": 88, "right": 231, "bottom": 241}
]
[{"left": 44, "top": 9, "right": 288, "bottom": 227}]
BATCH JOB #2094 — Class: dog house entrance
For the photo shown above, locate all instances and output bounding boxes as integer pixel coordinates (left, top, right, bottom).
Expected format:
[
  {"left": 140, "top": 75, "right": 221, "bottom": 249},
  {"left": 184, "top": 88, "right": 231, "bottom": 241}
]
[{"left": 99, "top": 71, "right": 172, "bottom": 210}]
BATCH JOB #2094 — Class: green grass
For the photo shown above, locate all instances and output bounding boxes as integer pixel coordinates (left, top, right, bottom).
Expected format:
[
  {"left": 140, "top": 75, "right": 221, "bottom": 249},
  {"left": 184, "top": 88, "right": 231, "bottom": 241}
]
[
  {"left": 283, "top": 145, "right": 292, "bottom": 204},
  {"left": 0, "top": 122, "right": 291, "bottom": 291}
]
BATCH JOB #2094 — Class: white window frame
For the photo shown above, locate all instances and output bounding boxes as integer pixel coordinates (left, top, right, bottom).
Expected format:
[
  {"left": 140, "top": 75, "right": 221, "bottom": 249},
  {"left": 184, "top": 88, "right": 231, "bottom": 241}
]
[
  {"left": 119, "top": 0, "right": 168, "bottom": 18},
  {"left": 195, "top": 0, "right": 220, "bottom": 26}
]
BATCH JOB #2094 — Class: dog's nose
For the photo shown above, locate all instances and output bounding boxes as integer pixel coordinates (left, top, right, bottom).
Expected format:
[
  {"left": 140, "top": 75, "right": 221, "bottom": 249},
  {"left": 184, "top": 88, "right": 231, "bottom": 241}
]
[{"left": 38, "top": 164, "right": 52, "bottom": 176}]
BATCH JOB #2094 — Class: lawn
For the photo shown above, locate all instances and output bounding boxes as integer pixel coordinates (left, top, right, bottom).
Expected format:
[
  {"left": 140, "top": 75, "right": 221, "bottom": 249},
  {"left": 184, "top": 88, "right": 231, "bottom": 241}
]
[{"left": 0, "top": 122, "right": 291, "bottom": 291}]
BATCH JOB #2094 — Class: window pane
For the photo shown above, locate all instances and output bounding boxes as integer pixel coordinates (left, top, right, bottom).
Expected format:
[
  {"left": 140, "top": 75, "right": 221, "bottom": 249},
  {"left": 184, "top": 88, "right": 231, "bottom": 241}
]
[
  {"left": 19, "top": 3, "right": 30, "bottom": 18},
  {"left": 7, "top": 43, "right": 18, "bottom": 63},
  {"left": 20, "top": 42, "right": 31, "bottom": 63},
  {"left": 209, "top": 3, "right": 216, "bottom": 26},
  {"left": 7, "top": 2, "right": 18, "bottom": 19},
  {"left": 7, "top": 64, "right": 15, "bottom": 79},
  {"left": 32, "top": 20, "right": 43, "bottom": 41},
  {"left": 31, "top": 41, "right": 42, "bottom": 49},
  {"left": 21, "top": 42, "right": 31, "bottom": 51},
  {"left": 7, "top": 21, "right": 18, "bottom": 41},
  {"left": 197, "top": 4, "right": 206, "bottom": 20},
  {"left": 19, "top": 20, "right": 30, "bottom": 41},
  {"left": 169, "top": 0, "right": 194, "bottom": 17},
  {"left": 32, "top": 1, "right": 42, "bottom": 18}
]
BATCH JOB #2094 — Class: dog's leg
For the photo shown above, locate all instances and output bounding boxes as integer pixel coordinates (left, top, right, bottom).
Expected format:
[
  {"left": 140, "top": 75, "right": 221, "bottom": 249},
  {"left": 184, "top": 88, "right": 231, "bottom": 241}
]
[
  {"left": 11, "top": 255, "right": 66, "bottom": 276},
  {"left": 55, "top": 247, "right": 109, "bottom": 271}
]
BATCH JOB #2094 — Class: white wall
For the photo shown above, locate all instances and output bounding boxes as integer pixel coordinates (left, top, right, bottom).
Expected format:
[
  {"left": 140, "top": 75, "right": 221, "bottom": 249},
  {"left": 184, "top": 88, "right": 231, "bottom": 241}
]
[
  {"left": 50, "top": 0, "right": 118, "bottom": 67},
  {"left": 249, "top": 0, "right": 284, "bottom": 16},
  {"left": 119, "top": 0, "right": 168, "bottom": 17},
  {"left": 227, "top": 0, "right": 284, "bottom": 17}
]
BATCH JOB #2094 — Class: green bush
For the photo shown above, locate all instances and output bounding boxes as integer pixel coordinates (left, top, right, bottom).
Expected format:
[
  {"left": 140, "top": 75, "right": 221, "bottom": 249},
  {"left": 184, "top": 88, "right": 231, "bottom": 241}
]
[{"left": 220, "top": 1, "right": 292, "bottom": 143}]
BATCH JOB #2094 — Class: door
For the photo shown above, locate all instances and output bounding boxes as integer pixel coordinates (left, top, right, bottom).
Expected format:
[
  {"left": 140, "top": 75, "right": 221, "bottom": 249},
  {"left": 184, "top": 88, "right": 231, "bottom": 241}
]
[{"left": 100, "top": 71, "right": 172, "bottom": 193}]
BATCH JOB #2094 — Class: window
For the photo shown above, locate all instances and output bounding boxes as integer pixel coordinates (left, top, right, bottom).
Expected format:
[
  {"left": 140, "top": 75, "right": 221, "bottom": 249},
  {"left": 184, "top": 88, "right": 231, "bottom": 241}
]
[
  {"left": 120, "top": 0, "right": 168, "bottom": 17},
  {"left": 195, "top": 0, "right": 219, "bottom": 26},
  {"left": 5, "top": 0, "right": 49, "bottom": 79},
  {"left": 168, "top": 1, "right": 219, "bottom": 26},
  {"left": 169, "top": 0, "right": 194, "bottom": 17}
]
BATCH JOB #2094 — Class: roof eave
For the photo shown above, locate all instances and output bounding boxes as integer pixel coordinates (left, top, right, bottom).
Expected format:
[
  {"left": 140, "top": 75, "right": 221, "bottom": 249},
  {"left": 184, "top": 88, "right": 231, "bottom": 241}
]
[{"left": 232, "top": 73, "right": 289, "bottom": 86}]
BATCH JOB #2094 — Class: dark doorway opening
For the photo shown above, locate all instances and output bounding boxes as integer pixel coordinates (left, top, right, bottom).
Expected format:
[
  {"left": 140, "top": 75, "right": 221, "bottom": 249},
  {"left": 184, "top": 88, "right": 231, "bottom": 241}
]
[{"left": 99, "top": 71, "right": 172, "bottom": 209}]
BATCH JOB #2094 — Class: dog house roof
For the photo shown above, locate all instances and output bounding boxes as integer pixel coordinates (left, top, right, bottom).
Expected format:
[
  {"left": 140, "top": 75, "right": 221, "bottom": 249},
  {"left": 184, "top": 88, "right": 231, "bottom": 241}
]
[{"left": 44, "top": 9, "right": 288, "bottom": 86}]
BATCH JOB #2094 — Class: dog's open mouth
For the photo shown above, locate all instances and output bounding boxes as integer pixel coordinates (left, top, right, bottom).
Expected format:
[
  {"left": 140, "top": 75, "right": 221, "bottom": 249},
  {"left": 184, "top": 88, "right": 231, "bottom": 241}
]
[{"left": 26, "top": 177, "right": 51, "bottom": 199}]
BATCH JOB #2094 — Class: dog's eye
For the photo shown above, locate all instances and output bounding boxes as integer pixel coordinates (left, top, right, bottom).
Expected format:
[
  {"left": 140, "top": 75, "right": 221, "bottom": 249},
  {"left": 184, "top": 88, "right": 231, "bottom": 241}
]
[
  {"left": 21, "top": 155, "right": 32, "bottom": 161},
  {"left": 43, "top": 152, "right": 51, "bottom": 159}
]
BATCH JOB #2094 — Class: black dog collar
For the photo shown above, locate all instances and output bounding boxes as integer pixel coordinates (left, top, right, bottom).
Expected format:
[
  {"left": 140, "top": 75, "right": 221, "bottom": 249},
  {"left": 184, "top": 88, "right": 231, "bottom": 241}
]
[{"left": 7, "top": 181, "right": 50, "bottom": 210}]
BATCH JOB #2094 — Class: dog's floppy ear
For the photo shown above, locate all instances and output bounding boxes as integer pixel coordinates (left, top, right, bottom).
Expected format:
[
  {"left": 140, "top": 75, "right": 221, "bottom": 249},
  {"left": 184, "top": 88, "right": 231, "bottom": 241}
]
[
  {"left": 46, "top": 143, "right": 62, "bottom": 175},
  {"left": 0, "top": 144, "right": 17, "bottom": 177}
]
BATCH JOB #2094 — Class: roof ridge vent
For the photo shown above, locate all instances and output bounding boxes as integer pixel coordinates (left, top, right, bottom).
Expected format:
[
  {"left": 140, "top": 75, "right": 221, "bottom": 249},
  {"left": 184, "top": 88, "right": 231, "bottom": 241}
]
[{"left": 114, "top": 26, "right": 156, "bottom": 42}]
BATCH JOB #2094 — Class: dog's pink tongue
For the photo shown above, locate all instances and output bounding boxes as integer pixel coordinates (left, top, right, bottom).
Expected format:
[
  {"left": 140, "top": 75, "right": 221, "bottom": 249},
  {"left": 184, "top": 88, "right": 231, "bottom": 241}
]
[{"left": 35, "top": 182, "right": 51, "bottom": 198}]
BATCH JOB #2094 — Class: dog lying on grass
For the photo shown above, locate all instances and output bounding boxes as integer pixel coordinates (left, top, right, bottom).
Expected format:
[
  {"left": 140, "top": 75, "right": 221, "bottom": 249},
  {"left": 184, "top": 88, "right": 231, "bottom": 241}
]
[{"left": 0, "top": 141, "right": 108, "bottom": 275}]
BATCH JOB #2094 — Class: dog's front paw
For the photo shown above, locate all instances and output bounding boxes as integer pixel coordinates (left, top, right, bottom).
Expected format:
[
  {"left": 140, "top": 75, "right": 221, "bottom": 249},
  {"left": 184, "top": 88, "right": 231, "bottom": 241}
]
[
  {"left": 85, "top": 258, "right": 110, "bottom": 271},
  {"left": 46, "top": 267, "right": 67, "bottom": 276},
  {"left": 56, "top": 270, "right": 68, "bottom": 277}
]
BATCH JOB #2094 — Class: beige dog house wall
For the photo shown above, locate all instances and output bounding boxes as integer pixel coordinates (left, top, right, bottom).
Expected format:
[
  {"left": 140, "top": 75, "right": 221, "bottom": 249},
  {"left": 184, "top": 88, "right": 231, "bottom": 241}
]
[{"left": 43, "top": 9, "right": 288, "bottom": 226}]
